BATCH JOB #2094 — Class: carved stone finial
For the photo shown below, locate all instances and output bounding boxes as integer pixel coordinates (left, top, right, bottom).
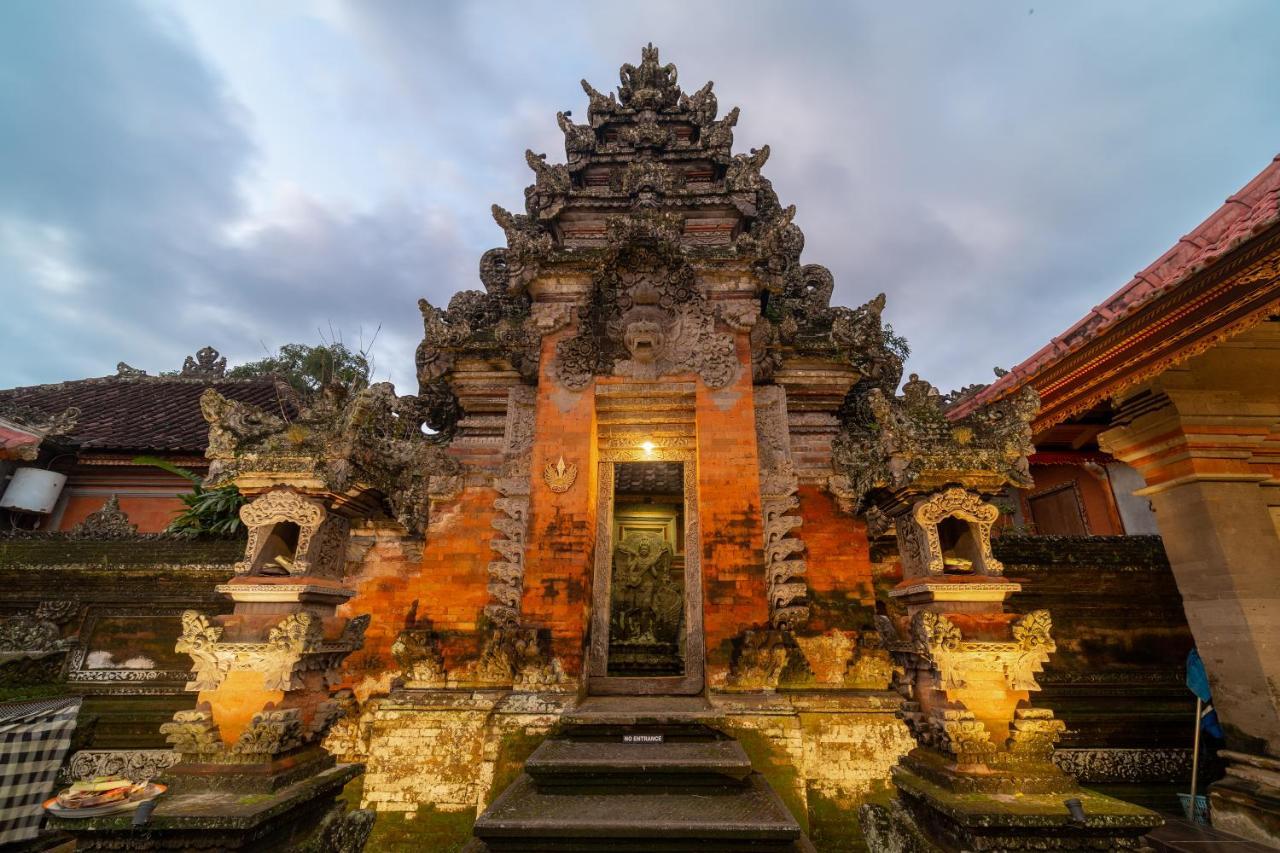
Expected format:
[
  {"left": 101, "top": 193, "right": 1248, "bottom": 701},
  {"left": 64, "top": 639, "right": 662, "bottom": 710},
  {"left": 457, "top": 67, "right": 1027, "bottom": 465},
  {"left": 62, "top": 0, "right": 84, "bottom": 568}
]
[
  {"left": 181, "top": 346, "right": 227, "bottom": 378},
  {"left": 116, "top": 362, "right": 147, "bottom": 378},
  {"left": 617, "top": 43, "right": 680, "bottom": 110},
  {"left": 70, "top": 495, "right": 137, "bottom": 539}
]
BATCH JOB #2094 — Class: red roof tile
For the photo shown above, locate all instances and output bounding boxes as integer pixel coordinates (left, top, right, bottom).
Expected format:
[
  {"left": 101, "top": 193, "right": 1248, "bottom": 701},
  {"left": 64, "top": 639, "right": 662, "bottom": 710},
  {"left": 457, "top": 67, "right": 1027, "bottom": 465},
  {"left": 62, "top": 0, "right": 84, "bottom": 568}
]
[
  {"left": 0, "top": 375, "right": 289, "bottom": 454},
  {"left": 950, "top": 154, "right": 1280, "bottom": 420}
]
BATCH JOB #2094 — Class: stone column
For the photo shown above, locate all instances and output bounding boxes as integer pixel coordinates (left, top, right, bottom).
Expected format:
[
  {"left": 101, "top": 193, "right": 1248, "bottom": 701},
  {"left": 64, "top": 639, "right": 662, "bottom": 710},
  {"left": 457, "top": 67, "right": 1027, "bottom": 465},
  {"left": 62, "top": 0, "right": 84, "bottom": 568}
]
[{"left": 1101, "top": 367, "right": 1280, "bottom": 843}]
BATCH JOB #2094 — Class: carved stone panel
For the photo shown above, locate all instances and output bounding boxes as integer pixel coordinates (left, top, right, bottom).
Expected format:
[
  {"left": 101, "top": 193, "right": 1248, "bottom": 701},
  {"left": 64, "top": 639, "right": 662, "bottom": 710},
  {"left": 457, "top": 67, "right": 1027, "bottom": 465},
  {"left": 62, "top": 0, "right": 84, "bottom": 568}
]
[{"left": 755, "top": 386, "right": 810, "bottom": 629}]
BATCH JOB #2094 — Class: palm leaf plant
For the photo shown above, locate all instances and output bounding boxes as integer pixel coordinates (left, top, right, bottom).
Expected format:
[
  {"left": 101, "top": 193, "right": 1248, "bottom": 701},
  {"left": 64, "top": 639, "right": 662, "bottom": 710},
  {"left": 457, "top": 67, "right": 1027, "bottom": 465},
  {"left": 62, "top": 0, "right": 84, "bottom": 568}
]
[{"left": 132, "top": 456, "right": 247, "bottom": 537}]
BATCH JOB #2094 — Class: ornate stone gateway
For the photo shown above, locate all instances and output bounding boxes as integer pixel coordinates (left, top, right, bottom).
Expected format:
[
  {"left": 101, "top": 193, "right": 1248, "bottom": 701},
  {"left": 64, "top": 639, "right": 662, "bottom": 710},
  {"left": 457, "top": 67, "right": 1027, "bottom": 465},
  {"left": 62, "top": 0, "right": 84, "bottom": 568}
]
[{"left": 166, "top": 44, "right": 1169, "bottom": 849}]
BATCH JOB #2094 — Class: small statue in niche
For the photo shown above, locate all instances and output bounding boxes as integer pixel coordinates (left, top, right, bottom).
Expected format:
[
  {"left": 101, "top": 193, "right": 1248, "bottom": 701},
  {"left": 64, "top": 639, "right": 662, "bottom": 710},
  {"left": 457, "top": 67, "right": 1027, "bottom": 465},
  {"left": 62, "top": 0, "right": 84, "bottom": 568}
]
[{"left": 611, "top": 533, "right": 681, "bottom": 644}]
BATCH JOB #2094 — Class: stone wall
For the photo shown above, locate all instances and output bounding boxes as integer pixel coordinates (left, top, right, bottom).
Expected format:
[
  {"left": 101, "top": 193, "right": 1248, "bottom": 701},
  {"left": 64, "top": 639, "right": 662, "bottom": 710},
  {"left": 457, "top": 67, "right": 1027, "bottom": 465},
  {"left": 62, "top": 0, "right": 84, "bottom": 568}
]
[
  {"left": 0, "top": 536, "right": 238, "bottom": 757},
  {"left": 353, "top": 688, "right": 913, "bottom": 849},
  {"left": 993, "top": 534, "right": 1197, "bottom": 805}
]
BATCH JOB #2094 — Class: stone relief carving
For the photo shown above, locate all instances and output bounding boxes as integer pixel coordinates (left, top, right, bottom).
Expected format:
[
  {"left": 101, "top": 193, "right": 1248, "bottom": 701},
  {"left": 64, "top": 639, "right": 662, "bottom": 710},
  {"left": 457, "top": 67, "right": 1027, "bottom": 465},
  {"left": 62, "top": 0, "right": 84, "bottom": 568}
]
[
  {"left": 484, "top": 386, "right": 537, "bottom": 632},
  {"left": 202, "top": 382, "right": 460, "bottom": 536},
  {"left": 609, "top": 532, "right": 682, "bottom": 657},
  {"left": 551, "top": 224, "right": 739, "bottom": 391},
  {"left": 65, "top": 750, "right": 179, "bottom": 783},
  {"left": 391, "top": 627, "right": 445, "bottom": 688},
  {"left": 69, "top": 495, "right": 137, "bottom": 539},
  {"left": 833, "top": 374, "right": 1038, "bottom": 511},
  {"left": 176, "top": 610, "right": 225, "bottom": 691},
  {"left": 0, "top": 615, "right": 63, "bottom": 654},
  {"left": 160, "top": 709, "right": 223, "bottom": 759},
  {"left": 233, "top": 707, "right": 304, "bottom": 758},
  {"left": 887, "top": 605, "right": 1063, "bottom": 767},
  {"left": 175, "top": 608, "right": 367, "bottom": 695},
  {"left": 755, "top": 386, "right": 810, "bottom": 629},
  {"left": 727, "top": 629, "right": 793, "bottom": 691}
]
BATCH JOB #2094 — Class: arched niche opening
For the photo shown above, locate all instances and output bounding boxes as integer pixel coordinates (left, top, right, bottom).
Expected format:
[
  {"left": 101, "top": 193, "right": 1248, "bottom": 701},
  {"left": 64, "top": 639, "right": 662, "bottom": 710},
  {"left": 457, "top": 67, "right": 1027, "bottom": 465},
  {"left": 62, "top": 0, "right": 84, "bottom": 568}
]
[{"left": 253, "top": 521, "right": 301, "bottom": 576}]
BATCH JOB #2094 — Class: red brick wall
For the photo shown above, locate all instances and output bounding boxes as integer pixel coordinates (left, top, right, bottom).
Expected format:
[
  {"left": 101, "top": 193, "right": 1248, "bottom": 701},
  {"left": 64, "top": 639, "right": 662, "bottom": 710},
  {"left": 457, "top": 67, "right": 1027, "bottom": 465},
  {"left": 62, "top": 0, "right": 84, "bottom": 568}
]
[
  {"left": 795, "top": 484, "right": 875, "bottom": 633},
  {"left": 697, "top": 336, "right": 769, "bottom": 683},
  {"left": 522, "top": 331, "right": 597, "bottom": 677},
  {"left": 339, "top": 486, "right": 499, "bottom": 692}
]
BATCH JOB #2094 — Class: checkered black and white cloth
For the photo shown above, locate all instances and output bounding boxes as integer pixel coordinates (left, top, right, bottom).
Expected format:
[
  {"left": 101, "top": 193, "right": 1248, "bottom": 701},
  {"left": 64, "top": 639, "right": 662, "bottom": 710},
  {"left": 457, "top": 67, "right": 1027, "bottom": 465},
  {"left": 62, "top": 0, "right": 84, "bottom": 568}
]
[{"left": 0, "top": 696, "right": 81, "bottom": 845}]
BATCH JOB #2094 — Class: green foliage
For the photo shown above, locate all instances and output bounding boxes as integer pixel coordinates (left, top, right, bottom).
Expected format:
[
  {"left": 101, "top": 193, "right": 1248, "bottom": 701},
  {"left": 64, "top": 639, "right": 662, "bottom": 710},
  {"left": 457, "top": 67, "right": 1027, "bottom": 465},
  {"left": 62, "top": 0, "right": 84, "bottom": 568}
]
[
  {"left": 132, "top": 456, "right": 247, "bottom": 537},
  {"left": 882, "top": 322, "right": 910, "bottom": 362},
  {"left": 226, "top": 342, "right": 371, "bottom": 395}
]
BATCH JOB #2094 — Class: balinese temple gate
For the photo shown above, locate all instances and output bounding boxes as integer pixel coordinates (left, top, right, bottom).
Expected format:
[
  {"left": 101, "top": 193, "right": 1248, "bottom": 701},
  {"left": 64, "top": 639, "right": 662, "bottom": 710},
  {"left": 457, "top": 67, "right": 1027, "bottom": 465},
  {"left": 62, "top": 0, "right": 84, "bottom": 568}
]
[{"left": 178, "top": 46, "right": 1164, "bottom": 850}]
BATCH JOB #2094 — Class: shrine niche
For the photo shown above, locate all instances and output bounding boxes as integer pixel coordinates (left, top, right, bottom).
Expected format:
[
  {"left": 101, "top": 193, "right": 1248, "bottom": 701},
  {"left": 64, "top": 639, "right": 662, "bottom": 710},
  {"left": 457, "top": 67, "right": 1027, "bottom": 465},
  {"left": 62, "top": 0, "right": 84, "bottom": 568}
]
[
  {"left": 899, "top": 486, "right": 1003, "bottom": 578},
  {"left": 590, "top": 439, "right": 703, "bottom": 695},
  {"left": 235, "top": 489, "right": 349, "bottom": 578}
]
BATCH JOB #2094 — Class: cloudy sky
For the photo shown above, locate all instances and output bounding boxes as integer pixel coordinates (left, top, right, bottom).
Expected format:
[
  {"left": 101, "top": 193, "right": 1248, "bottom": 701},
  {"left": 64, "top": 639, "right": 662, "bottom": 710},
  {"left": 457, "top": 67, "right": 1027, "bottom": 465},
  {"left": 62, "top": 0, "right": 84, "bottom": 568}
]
[{"left": 2, "top": 1, "right": 1278, "bottom": 394}]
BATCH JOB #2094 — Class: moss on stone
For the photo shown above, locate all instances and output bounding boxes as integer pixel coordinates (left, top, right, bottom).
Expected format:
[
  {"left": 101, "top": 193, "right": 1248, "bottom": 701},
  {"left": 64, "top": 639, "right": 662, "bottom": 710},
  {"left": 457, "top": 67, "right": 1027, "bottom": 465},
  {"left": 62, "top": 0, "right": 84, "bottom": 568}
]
[
  {"left": 806, "top": 779, "right": 896, "bottom": 853},
  {"left": 725, "top": 726, "right": 809, "bottom": 835},
  {"left": 0, "top": 683, "right": 67, "bottom": 702},
  {"left": 342, "top": 777, "right": 474, "bottom": 853},
  {"left": 484, "top": 727, "right": 548, "bottom": 806}
]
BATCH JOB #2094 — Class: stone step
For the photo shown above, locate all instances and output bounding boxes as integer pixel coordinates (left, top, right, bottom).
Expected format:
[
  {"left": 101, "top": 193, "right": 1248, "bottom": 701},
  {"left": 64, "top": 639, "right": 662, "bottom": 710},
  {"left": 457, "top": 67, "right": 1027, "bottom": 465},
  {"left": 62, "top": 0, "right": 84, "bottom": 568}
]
[
  {"left": 561, "top": 696, "right": 718, "bottom": 727},
  {"left": 525, "top": 735, "right": 753, "bottom": 786},
  {"left": 464, "top": 839, "right": 817, "bottom": 853},
  {"left": 472, "top": 772, "right": 803, "bottom": 852}
]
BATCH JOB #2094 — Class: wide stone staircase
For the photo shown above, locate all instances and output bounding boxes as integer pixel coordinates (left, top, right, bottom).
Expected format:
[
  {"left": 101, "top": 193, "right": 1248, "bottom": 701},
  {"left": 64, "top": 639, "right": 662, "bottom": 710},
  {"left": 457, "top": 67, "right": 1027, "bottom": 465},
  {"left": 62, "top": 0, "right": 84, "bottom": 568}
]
[{"left": 465, "top": 698, "right": 815, "bottom": 852}]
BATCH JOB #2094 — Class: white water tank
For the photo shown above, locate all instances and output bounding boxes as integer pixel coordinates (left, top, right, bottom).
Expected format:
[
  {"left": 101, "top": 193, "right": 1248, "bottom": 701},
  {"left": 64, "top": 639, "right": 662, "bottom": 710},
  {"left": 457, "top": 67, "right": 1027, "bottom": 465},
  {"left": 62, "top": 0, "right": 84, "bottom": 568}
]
[{"left": 0, "top": 468, "right": 67, "bottom": 514}]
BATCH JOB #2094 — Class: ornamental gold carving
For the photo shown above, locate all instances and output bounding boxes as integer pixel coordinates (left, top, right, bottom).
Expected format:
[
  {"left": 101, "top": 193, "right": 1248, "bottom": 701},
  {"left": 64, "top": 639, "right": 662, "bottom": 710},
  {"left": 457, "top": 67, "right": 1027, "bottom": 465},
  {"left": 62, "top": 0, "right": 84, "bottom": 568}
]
[{"left": 543, "top": 456, "right": 578, "bottom": 493}]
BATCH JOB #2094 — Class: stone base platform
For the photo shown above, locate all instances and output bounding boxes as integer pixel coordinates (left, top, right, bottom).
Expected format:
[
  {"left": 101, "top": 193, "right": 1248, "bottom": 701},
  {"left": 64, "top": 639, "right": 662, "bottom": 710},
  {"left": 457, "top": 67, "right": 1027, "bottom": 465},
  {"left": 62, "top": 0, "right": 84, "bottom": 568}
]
[
  {"left": 861, "top": 761, "right": 1163, "bottom": 852},
  {"left": 48, "top": 763, "right": 364, "bottom": 851},
  {"left": 357, "top": 686, "right": 915, "bottom": 847},
  {"left": 1208, "top": 751, "right": 1280, "bottom": 847}
]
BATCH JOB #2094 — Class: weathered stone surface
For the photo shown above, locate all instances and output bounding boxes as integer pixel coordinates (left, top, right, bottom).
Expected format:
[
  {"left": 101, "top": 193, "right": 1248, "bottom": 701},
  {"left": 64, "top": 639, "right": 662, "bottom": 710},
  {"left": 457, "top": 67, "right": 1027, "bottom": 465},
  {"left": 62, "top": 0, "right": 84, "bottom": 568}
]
[
  {"left": 525, "top": 734, "right": 753, "bottom": 785},
  {"left": 474, "top": 772, "right": 800, "bottom": 850}
]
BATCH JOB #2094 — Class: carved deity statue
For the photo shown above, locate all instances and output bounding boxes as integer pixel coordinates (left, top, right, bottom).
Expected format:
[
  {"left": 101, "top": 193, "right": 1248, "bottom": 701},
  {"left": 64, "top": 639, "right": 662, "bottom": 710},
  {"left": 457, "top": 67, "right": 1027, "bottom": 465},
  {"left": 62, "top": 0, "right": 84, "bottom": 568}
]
[{"left": 611, "top": 533, "right": 680, "bottom": 644}]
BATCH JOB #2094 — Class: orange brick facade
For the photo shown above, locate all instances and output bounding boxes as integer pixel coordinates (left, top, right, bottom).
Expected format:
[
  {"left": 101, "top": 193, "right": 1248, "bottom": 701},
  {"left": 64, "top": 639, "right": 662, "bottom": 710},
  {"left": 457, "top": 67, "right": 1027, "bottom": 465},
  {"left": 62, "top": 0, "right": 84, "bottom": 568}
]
[{"left": 338, "top": 323, "right": 880, "bottom": 693}]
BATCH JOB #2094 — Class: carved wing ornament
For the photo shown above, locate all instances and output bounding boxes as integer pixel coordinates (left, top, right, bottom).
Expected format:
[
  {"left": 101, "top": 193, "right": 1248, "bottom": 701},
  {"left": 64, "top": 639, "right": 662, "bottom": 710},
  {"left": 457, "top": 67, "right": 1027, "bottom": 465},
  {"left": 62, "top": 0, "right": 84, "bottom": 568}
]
[{"left": 543, "top": 456, "right": 578, "bottom": 493}]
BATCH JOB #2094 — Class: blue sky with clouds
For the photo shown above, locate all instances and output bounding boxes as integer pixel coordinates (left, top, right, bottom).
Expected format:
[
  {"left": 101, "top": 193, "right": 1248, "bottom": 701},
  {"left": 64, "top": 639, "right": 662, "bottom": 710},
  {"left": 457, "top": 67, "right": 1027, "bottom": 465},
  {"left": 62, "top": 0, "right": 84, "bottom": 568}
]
[{"left": 2, "top": 1, "right": 1278, "bottom": 393}]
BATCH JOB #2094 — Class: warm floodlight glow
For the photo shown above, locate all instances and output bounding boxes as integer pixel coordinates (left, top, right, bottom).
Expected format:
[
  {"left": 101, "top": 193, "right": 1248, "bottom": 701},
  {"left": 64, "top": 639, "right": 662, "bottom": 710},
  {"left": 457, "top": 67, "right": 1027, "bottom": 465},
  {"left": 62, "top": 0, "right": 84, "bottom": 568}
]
[{"left": 641, "top": 441, "right": 655, "bottom": 455}]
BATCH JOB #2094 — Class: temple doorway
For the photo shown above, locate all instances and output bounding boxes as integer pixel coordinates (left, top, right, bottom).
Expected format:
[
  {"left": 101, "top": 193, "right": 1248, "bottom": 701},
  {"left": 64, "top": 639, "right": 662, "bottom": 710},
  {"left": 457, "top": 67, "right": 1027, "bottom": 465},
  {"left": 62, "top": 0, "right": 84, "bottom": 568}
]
[
  {"left": 587, "top": 384, "right": 705, "bottom": 695},
  {"left": 607, "top": 461, "right": 686, "bottom": 677}
]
